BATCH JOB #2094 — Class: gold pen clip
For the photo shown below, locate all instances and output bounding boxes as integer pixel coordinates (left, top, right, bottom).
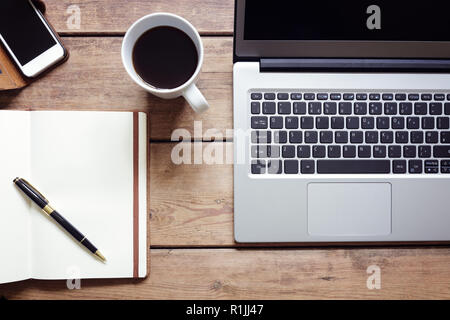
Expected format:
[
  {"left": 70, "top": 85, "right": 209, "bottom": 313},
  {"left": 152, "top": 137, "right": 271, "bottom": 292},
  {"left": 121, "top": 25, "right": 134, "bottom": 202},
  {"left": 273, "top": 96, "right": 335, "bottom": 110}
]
[{"left": 21, "top": 178, "right": 49, "bottom": 203}]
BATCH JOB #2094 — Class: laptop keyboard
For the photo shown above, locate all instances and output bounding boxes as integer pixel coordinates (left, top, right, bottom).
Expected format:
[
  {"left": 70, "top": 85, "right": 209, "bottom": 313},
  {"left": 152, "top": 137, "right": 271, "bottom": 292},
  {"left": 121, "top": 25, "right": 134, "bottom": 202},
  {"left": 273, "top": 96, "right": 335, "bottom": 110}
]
[{"left": 249, "top": 91, "right": 450, "bottom": 175}]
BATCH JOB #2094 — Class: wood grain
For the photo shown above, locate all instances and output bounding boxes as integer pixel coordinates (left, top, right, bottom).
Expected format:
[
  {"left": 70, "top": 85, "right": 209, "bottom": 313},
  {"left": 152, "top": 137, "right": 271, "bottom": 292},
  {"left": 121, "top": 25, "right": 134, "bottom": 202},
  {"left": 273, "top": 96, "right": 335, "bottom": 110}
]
[
  {"left": 0, "top": 37, "right": 233, "bottom": 141},
  {"left": 150, "top": 142, "right": 234, "bottom": 247},
  {"left": 1, "top": 248, "right": 450, "bottom": 299},
  {"left": 44, "top": 0, "right": 234, "bottom": 35}
]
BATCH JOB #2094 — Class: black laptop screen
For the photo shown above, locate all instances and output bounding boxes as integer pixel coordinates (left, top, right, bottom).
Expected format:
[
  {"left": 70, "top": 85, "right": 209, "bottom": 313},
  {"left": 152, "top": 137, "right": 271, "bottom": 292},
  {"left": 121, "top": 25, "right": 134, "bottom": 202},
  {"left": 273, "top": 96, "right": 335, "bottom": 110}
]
[{"left": 244, "top": 0, "right": 450, "bottom": 41}]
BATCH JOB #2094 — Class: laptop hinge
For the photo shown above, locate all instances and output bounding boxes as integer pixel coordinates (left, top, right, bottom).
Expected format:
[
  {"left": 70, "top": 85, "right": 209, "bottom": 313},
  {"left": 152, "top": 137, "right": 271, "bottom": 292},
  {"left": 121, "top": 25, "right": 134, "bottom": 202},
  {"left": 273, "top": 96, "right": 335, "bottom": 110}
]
[{"left": 260, "top": 58, "right": 450, "bottom": 73}]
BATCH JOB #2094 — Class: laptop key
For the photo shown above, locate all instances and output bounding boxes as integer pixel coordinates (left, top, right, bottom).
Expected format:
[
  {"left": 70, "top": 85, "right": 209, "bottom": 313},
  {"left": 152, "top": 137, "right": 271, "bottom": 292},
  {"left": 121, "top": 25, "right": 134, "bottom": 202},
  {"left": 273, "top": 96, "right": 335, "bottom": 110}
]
[
  {"left": 399, "top": 102, "right": 413, "bottom": 115},
  {"left": 426, "top": 131, "right": 439, "bottom": 144},
  {"left": 251, "top": 160, "right": 266, "bottom": 174},
  {"left": 393, "top": 160, "right": 407, "bottom": 174},
  {"left": 369, "top": 93, "right": 381, "bottom": 100},
  {"left": 251, "top": 93, "right": 262, "bottom": 100},
  {"left": 354, "top": 102, "right": 367, "bottom": 115},
  {"left": 320, "top": 131, "right": 333, "bottom": 144},
  {"left": 304, "top": 93, "right": 315, "bottom": 100},
  {"left": 313, "top": 145, "right": 326, "bottom": 158},
  {"left": 430, "top": 103, "right": 443, "bottom": 115},
  {"left": 414, "top": 103, "right": 427, "bottom": 115},
  {"left": 421, "top": 94, "right": 432, "bottom": 101},
  {"left": 317, "top": 160, "right": 390, "bottom": 174},
  {"left": 274, "top": 131, "right": 287, "bottom": 144},
  {"left": 277, "top": 93, "right": 289, "bottom": 100},
  {"left": 395, "top": 131, "right": 408, "bottom": 143},
  {"left": 346, "top": 117, "right": 359, "bottom": 129},
  {"left": 437, "top": 117, "right": 450, "bottom": 129},
  {"left": 264, "top": 93, "right": 275, "bottom": 100},
  {"left": 308, "top": 102, "right": 322, "bottom": 114},
  {"left": 441, "top": 132, "right": 450, "bottom": 143},
  {"left": 407, "top": 117, "right": 420, "bottom": 129},
  {"left": 278, "top": 102, "right": 291, "bottom": 114},
  {"left": 268, "top": 145, "right": 280, "bottom": 158},
  {"left": 365, "top": 131, "right": 378, "bottom": 143},
  {"left": 317, "top": 93, "right": 328, "bottom": 100},
  {"left": 339, "top": 102, "right": 352, "bottom": 115},
  {"left": 293, "top": 102, "right": 307, "bottom": 114},
  {"left": 304, "top": 131, "right": 318, "bottom": 143},
  {"left": 388, "top": 146, "right": 401, "bottom": 158},
  {"left": 330, "top": 93, "right": 341, "bottom": 100},
  {"left": 335, "top": 131, "right": 348, "bottom": 144},
  {"left": 403, "top": 146, "right": 417, "bottom": 158},
  {"left": 419, "top": 146, "right": 432, "bottom": 158},
  {"left": 445, "top": 103, "right": 450, "bottom": 115},
  {"left": 356, "top": 93, "right": 367, "bottom": 100},
  {"left": 373, "top": 146, "right": 387, "bottom": 158},
  {"left": 297, "top": 145, "right": 311, "bottom": 158},
  {"left": 328, "top": 145, "right": 341, "bottom": 158},
  {"left": 316, "top": 117, "right": 329, "bottom": 129},
  {"left": 382, "top": 93, "right": 394, "bottom": 100},
  {"left": 369, "top": 102, "right": 382, "bottom": 115},
  {"left": 324, "top": 102, "right": 337, "bottom": 115},
  {"left": 361, "top": 117, "right": 375, "bottom": 129},
  {"left": 395, "top": 93, "right": 406, "bottom": 101},
  {"left": 343, "top": 93, "right": 354, "bottom": 100},
  {"left": 291, "top": 93, "right": 302, "bottom": 100},
  {"left": 267, "top": 160, "right": 282, "bottom": 174},
  {"left": 422, "top": 117, "right": 435, "bottom": 129},
  {"left": 284, "top": 160, "right": 299, "bottom": 174},
  {"left": 358, "top": 146, "right": 371, "bottom": 158},
  {"left": 301, "top": 116, "right": 314, "bottom": 129},
  {"left": 289, "top": 131, "right": 302, "bottom": 143},
  {"left": 343, "top": 145, "right": 356, "bottom": 158},
  {"left": 251, "top": 102, "right": 260, "bottom": 114},
  {"left": 350, "top": 131, "right": 364, "bottom": 144},
  {"left": 376, "top": 117, "right": 389, "bottom": 129},
  {"left": 262, "top": 102, "right": 276, "bottom": 114},
  {"left": 270, "top": 116, "right": 283, "bottom": 129},
  {"left": 424, "top": 160, "right": 439, "bottom": 174},
  {"left": 434, "top": 146, "right": 450, "bottom": 158},
  {"left": 301, "top": 160, "right": 315, "bottom": 174},
  {"left": 251, "top": 116, "right": 268, "bottom": 129},
  {"left": 392, "top": 117, "right": 405, "bottom": 130},
  {"left": 331, "top": 117, "right": 345, "bottom": 129},
  {"left": 381, "top": 131, "right": 393, "bottom": 143},
  {"left": 409, "top": 160, "right": 423, "bottom": 174},
  {"left": 282, "top": 145, "right": 296, "bottom": 158},
  {"left": 434, "top": 94, "right": 445, "bottom": 101},
  {"left": 408, "top": 94, "right": 419, "bottom": 101},
  {"left": 384, "top": 103, "right": 397, "bottom": 115},
  {"left": 410, "top": 131, "right": 424, "bottom": 144},
  {"left": 285, "top": 117, "right": 299, "bottom": 129}
]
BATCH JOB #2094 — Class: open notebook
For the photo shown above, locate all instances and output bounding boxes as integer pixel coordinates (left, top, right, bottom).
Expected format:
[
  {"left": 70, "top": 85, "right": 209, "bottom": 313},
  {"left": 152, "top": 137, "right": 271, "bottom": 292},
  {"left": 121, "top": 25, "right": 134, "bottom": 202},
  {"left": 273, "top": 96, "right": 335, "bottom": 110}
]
[{"left": 0, "top": 111, "right": 148, "bottom": 284}]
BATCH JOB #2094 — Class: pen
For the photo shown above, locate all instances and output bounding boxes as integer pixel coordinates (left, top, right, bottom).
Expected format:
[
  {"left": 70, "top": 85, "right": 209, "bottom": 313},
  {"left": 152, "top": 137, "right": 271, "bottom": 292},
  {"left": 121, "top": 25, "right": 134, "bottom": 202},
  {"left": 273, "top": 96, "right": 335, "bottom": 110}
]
[{"left": 13, "top": 177, "right": 106, "bottom": 262}]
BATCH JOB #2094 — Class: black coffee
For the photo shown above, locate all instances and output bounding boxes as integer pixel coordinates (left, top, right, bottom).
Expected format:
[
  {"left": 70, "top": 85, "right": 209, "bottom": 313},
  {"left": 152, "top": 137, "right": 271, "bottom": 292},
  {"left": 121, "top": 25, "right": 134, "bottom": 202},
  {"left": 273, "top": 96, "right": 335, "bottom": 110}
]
[{"left": 132, "top": 26, "right": 198, "bottom": 89}]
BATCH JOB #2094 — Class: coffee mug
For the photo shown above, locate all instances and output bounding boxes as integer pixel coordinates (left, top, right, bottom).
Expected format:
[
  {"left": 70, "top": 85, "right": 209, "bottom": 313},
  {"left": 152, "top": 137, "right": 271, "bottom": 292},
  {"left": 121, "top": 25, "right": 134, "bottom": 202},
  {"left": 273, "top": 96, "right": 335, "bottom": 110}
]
[{"left": 122, "top": 13, "right": 209, "bottom": 113}]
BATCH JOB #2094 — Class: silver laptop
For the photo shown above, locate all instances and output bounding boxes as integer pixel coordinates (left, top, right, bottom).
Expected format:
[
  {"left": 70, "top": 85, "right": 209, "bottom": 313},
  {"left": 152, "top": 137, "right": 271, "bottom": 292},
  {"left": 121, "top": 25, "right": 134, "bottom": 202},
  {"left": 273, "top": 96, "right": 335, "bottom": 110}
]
[{"left": 233, "top": 0, "right": 450, "bottom": 243}]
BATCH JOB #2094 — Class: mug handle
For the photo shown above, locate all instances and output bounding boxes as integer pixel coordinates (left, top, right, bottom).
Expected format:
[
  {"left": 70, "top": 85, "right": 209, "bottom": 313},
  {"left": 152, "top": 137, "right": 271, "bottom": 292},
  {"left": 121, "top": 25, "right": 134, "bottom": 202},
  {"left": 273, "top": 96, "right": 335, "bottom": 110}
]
[{"left": 183, "top": 84, "right": 209, "bottom": 113}]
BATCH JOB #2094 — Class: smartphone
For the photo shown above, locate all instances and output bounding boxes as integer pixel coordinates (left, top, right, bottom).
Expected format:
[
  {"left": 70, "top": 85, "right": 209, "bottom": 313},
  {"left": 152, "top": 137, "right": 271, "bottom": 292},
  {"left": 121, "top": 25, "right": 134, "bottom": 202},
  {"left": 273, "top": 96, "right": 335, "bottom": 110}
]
[{"left": 0, "top": 0, "right": 66, "bottom": 78}]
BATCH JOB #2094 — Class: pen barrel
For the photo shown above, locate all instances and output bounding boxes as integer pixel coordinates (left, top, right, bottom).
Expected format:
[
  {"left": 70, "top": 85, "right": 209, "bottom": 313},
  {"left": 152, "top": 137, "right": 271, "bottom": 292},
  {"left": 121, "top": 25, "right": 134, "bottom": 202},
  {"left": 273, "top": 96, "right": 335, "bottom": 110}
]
[
  {"left": 49, "top": 211, "right": 98, "bottom": 254},
  {"left": 50, "top": 210, "right": 85, "bottom": 242}
]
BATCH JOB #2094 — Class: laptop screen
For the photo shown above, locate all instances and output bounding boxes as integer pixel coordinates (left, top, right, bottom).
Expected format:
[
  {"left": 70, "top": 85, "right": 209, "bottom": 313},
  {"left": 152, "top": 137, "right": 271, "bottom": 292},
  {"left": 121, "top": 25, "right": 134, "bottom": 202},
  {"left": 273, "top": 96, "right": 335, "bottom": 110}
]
[
  {"left": 234, "top": 0, "right": 450, "bottom": 60},
  {"left": 244, "top": 0, "right": 450, "bottom": 42}
]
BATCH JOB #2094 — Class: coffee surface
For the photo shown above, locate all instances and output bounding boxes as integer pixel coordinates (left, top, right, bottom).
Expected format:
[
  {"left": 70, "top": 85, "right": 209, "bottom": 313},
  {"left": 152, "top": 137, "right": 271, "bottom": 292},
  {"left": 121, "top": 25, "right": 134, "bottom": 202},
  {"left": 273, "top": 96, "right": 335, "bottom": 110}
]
[{"left": 132, "top": 26, "right": 198, "bottom": 89}]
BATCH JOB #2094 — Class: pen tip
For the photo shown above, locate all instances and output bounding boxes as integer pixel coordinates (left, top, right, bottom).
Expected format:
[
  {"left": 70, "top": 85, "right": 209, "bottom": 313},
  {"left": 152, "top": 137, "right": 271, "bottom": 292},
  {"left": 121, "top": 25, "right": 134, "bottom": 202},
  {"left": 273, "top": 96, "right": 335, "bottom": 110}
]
[
  {"left": 13, "top": 177, "right": 19, "bottom": 183},
  {"left": 95, "top": 251, "right": 107, "bottom": 262}
]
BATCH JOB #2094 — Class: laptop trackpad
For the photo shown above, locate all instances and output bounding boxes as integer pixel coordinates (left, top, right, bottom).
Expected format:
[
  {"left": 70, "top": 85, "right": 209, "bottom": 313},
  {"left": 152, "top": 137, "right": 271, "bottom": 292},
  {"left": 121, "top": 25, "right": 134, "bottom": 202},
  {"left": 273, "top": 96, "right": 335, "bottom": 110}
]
[{"left": 307, "top": 183, "right": 392, "bottom": 237}]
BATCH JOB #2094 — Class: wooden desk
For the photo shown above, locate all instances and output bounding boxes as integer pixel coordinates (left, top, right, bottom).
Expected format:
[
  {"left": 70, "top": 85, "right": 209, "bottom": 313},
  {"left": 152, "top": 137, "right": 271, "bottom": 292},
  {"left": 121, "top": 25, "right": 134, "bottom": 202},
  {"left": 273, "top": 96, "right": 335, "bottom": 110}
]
[{"left": 1, "top": 0, "right": 449, "bottom": 299}]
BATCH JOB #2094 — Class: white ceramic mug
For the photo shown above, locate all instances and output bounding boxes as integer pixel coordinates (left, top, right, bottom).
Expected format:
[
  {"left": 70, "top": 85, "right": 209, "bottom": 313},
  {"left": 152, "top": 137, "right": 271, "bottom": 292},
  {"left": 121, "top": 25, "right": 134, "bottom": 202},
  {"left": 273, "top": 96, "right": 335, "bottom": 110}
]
[{"left": 122, "top": 13, "right": 209, "bottom": 113}]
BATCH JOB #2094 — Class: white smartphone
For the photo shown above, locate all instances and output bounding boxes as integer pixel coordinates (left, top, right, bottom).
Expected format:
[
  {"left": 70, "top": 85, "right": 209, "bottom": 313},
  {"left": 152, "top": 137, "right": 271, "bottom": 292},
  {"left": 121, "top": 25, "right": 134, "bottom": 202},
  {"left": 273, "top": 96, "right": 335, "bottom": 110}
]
[{"left": 0, "top": 0, "right": 66, "bottom": 78}]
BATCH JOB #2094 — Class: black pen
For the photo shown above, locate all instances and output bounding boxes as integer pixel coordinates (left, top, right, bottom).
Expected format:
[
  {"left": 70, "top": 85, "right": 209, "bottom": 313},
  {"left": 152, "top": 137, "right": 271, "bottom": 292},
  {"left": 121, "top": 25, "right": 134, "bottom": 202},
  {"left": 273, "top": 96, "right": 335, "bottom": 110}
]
[{"left": 13, "top": 177, "right": 106, "bottom": 262}]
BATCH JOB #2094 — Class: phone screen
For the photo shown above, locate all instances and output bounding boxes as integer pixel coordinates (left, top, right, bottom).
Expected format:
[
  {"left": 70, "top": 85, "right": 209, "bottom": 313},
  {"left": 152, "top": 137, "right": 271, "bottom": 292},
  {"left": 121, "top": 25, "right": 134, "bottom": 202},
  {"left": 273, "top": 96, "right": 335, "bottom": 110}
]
[{"left": 0, "top": 0, "right": 57, "bottom": 66}]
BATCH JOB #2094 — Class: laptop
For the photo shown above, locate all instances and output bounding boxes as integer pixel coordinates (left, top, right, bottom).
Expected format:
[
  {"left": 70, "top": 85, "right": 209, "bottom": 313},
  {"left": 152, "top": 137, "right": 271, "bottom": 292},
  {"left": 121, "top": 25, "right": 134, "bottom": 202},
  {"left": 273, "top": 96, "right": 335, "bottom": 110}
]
[{"left": 233, "top": 0, "right": 450, "bottom": 243}]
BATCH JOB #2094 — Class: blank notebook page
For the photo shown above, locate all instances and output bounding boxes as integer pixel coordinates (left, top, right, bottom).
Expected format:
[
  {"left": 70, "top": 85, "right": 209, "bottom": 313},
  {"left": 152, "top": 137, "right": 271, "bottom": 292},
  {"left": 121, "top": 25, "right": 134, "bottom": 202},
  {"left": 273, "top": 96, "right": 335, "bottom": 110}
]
[{"left": 29, "top": 111, "right": 147, "bottom": 279}]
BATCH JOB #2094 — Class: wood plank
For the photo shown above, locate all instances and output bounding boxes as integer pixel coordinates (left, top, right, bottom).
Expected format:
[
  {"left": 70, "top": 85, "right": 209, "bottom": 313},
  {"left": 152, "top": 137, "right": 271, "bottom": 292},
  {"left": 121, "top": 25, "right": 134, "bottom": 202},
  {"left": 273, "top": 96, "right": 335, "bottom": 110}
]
[
  {"left": 150, "top": 142, "right": 234, "bottom": 247},
  {"left": 1, "top": 248, "right": 450, "bottom": 299},
  {"left": 44, "top": 0, "right": 234, "bottom": 35},
  {"left": 0, "top": 37, "right": 233, "bottom": 141}
]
